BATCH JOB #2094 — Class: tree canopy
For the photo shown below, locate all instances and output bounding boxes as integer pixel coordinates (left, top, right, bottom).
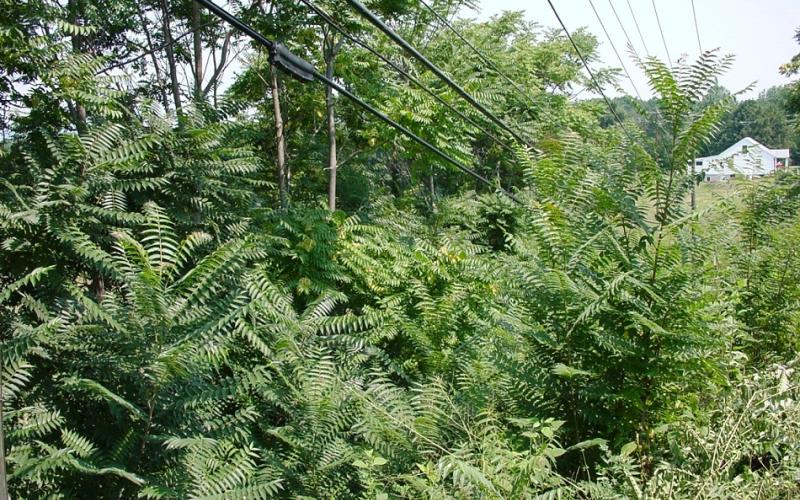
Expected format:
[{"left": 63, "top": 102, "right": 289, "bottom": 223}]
[{"left": 2, "top": 2, "right": 800, "bottom": 498}]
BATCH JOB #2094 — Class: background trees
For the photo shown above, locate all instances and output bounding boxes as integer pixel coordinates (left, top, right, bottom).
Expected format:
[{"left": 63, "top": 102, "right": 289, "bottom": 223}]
[
  {"left": 600, "top": 86, "right": 800, "bottom": 165},
  {"left": 2, "top": 1, "right": 800, "bottom": 498}
]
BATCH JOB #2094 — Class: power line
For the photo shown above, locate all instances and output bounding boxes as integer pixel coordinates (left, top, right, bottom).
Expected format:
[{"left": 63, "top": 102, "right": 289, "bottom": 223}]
[
  {"left": 313, "top": 71, "right": 521, "bottom": 201},
  {"left": 298, "top": 0, "right": 516, "bottom": 154},
  {"left": 587, "top": 0, "right": 642, "bottom": 100},
  {"left": 194, "top": 0, "right": 521, "bottom": 204},
  {"left": 416, "top": 0, "right": 537, "bottom": 109},
  {"left": 343, "top": 0, "right": 529, "bottom": 146},
  {"left": 606, "top": 0, "right": 637, "bottom": 57},
  {"left": 608, "top": 0, "right": 639, "bottom": 58},
  {"left": 545, "top": 0, "right": 636, "bottom": 145},
  {"left": 624, "top": 0, "right": 650, "bottom": 56},
  {"left": 650, "top": 0, "right": 672, "bottom": 68},
  {"left": 690, "top": 0, "right": 702, "bottom": 53},
  {"left": 197, "top": 0, "right": 275, "bottom": 50}
]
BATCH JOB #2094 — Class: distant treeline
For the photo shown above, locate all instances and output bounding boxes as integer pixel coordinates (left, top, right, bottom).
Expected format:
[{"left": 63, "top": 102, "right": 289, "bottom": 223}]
[{"left": 600, "top": 85, "right": 800, "bottom": 164}]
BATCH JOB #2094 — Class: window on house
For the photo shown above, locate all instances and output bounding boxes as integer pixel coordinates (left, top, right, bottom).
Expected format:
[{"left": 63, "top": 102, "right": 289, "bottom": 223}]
[
  {"left": 695, "top": 160, "right": 703, "bottom": 166},
  {"left": 706, "top": 176, "right": 711, "bottom": 181},
  {"left": 741, "top": 145, "right": 748, "bottom": 153}
]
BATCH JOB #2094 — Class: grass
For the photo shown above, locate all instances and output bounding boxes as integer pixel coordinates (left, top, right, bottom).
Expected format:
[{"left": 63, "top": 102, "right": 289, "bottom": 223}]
[
  {"left": 693, "top": 181, "right": 740, "bottom": 211},
  {"left": 639, "top": 181, "right": 742, "bottom": 224}
]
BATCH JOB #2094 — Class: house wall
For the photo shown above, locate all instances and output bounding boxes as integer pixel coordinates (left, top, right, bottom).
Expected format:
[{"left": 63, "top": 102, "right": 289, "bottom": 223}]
[
  {"left": 729, "top": 149, "right": 775, "bottom": 177},
  {"left": 692, "top": 138, "right": 790, "bottom": 182}
]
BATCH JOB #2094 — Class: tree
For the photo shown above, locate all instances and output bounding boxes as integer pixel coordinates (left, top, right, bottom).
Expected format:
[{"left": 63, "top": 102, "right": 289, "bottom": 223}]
[
  {"left": 323, "top": 27, "right": 343, "bottom": 210},
  {"left": 701, "top": 86, "right": 797, "bottom": 161},
  {"left": 5, "top": 0, "right": 800, "bottom": 497}
]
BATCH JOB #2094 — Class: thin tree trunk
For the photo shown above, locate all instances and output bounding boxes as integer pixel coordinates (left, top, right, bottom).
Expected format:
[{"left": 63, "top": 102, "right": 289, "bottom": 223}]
[
  {"left": 429, "top": 170, "right": 437, "bottom": 212},
  {"left": 68, "top": 0, "right": 105, "bottom": 300},
  {"left": 691, "top": 159, "right": 697, "bottom": 211},
  {"left": 74, "top": 102, "right": 87, "bottom": 134},
  {"left": 271, "top": 63, "right": 287, "bottom": 210},
  {"left": 211, "top": 45, "right": 218, "bottom": 107},
  {"left": 160, "top": 0, "right": 182, "bottom": 113},
  {"left": 68, "top": 0, "right": 87, "bottom": 134},
  {"left": 0, "top": 348, "right": 7, "bottom": 500},
  {"left": 91, "top": 270, "right": 105, "bottom": 302},
  {"left": 202, "top": 30, "right": 232, "bottom": 96},
  {"left": 324, "top": 32, "right": 342, "bottom": 211},
  {"left": 325, "top": 45, "right": 337, "bottom": 210},
  {"left": 191, "top": 0, "right": 203, "bottom": 99},
  {"left": 136, "top": 4, "right": 170, "bottom": 111}
]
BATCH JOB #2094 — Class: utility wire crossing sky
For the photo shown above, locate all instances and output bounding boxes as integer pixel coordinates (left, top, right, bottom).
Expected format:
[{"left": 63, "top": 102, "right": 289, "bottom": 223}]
[{"left": 472, "top": 0, "right": 800, "bottom": 99}]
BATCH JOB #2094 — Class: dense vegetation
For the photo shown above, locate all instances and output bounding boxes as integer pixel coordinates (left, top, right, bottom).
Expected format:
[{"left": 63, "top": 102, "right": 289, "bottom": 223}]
[
  {"left": 605, "top": 86, "right": 800, "bottom": 164},
  {"left": 2, "top": 1, "right": 800, "bottom": 497}
]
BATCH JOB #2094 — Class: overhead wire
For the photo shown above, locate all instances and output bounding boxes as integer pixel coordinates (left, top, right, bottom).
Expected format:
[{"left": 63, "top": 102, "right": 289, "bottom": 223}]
[
  {"left": 298, "top": 0, "right": 517, "bottom": 154},
  {"left": 545, "top": 0, "right": 637, "bottom": 145},
  {"left": 604, "top": 0, "right": 676, "bottom": 142},
  {"left": 594, "top": 0, "right": 669, "bottom": 132},
  {"left": 690, "top": 0, "right": 702, "bottom": 53},
  {"left": 587, "top": 0, "right": 642, "bottom": 100},
  {"left": 624, "top": 0, "right": 650, "bottom": 56},
  {"left": 606, "top": 0, "right": 639, "bottom": 59},
  {"left": 312, "top": 72, "right": 523, "bottom": 201},
  {"left": 343, "top": 0, "right": 530, "bottom": 146},
  {"left": 416, "top": 0, "right": 537, "bottom": 109},
  {"left": 650, "top": 0, "right": 672, "bottom": 68},
  {"left": 193, "top": 0, "right": 521, "bottom": 204}
]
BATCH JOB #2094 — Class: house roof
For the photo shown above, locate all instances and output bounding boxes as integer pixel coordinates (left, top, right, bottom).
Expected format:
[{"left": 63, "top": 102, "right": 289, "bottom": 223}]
[
  {"left": 697, "top": 137, "right": 790, "bottom": 163},
  {"left": 769, "top": 149, "right": 790, "bottom": 157}
]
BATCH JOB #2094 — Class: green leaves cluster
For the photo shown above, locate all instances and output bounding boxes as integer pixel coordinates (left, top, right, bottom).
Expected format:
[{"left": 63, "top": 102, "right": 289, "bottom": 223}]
[{"left": 3, "top": 1, "right": 800, "bottom": 498}]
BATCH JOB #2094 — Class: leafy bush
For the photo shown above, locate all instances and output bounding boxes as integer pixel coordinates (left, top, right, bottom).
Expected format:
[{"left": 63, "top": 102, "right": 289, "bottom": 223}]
[{"left": 2, "top": 3, "right": 800, "bottom": 498}]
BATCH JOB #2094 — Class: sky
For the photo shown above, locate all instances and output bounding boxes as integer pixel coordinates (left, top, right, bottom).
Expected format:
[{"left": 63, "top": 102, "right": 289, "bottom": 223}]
[{"left": 467, "top": 0, "right": 800, "bottom": 100}]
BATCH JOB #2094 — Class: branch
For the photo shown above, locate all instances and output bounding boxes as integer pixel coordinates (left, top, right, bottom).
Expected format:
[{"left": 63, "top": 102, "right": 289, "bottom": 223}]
[
  {"left": 98, "top": 22, "right": 214, "bottom": 75},
  {"left": 202, "top": 29, "right": 233, "bottom": 96},
  {"left": 201, "top": 0, "right": 264, "bottom": 96}
]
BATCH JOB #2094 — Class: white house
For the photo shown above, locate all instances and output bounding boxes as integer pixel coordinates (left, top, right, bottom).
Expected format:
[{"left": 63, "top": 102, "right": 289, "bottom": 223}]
[{"left": 693, "top": 137, "right": 791, "bottom": 182}]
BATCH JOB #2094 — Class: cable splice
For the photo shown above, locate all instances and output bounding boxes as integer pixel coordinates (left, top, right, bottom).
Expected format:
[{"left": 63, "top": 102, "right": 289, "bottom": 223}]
[
  {"left": 344, "top": 0, "right": 529, "bottom": 146},
  {"left": 194, "top": 0, "right": 523, "bottom": 204},
  {"left": 298, "top": 0, "right": 516, "bottom": 154}
]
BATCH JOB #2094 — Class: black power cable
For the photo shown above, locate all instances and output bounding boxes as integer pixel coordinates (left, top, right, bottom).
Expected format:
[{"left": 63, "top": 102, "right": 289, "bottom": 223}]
[
  {"left": 416, "top": 0, "right": 537, "bottom": 109},
  {"left": 588, "top": 0, "right": 642, "bottom": 100},
  {"left": 343, "top": 0, "right": 529, "bottom": 146},
  {"left": 624, "top": 0, "right": 650, "bottom": 56},
  {"left": 197, "top": 0, "right": 273, "bottom": 50},
  {"left": 193, "top": 0, "right": 521, "bottom": 204},
  {"left": 651, "top": 0, "right": 672, "bottom": 69},
  {"left": 298, "top": 0, "right": 516, "bottom": 154},
  {"left": 545, "top": 0, "right": 636, "bottom": 145},
  {"left": 690, "top": 0, "right": 702, "bottom": 53},
  {"left": 313, "top": 70, "right": 522, "bottom": 202}
]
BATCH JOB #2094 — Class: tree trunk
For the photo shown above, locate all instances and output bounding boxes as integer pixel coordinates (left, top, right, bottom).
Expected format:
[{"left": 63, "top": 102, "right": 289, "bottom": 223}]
[
  {"left": 325, "top": 45, "right": 337, "bottom": 210},
  {"left": 160, "top": 0, "right": 182, "bottom": 113},
  {"left": 429, "top": 169, "right": 437, "bottom": 212},
  {"left": 191, "top": 0, "right": 203, "bottom": 99},
  {"left": 68, "top": 0, "right": 87, "bottom": 134},
  {"left": 91, "top": 270, "right": 105, "bottom": 303},
  {"left": 271, "top": 63, "right": 287, "bottom": 210},
  {"left": 135, "top": 4, "right": 170, "bottom": 111},
  {"left": 0, "top": 348, "right": 7, "bottom": 500},
  {"left": 74, "top": 102, "right": 88, "bottom": 134},
  {"left": 691, "top": 159, "right": 697, "bottom": 211},
  {"left": 68, "top": 0, "right": 106, "bottom": 299},
  {"left": 324, "top": 32, "right": 342, "bottom": 211}
]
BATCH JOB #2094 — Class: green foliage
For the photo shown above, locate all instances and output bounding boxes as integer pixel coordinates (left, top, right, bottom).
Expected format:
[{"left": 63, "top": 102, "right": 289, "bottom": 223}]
[
  {"left": 584, "top": 357, "right": 800, "bottom": 499},
  {"left": 3, "top": 2, "right": 800, "bottom": 498},
  {"left": 700, "top": 86, "right": 800, "bottom": 164}
]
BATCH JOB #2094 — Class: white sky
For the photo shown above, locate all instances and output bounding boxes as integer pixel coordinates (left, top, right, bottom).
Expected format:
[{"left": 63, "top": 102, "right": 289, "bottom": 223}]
[{"left": 468, "top": 0, "right": 800, "bottom": 99}]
